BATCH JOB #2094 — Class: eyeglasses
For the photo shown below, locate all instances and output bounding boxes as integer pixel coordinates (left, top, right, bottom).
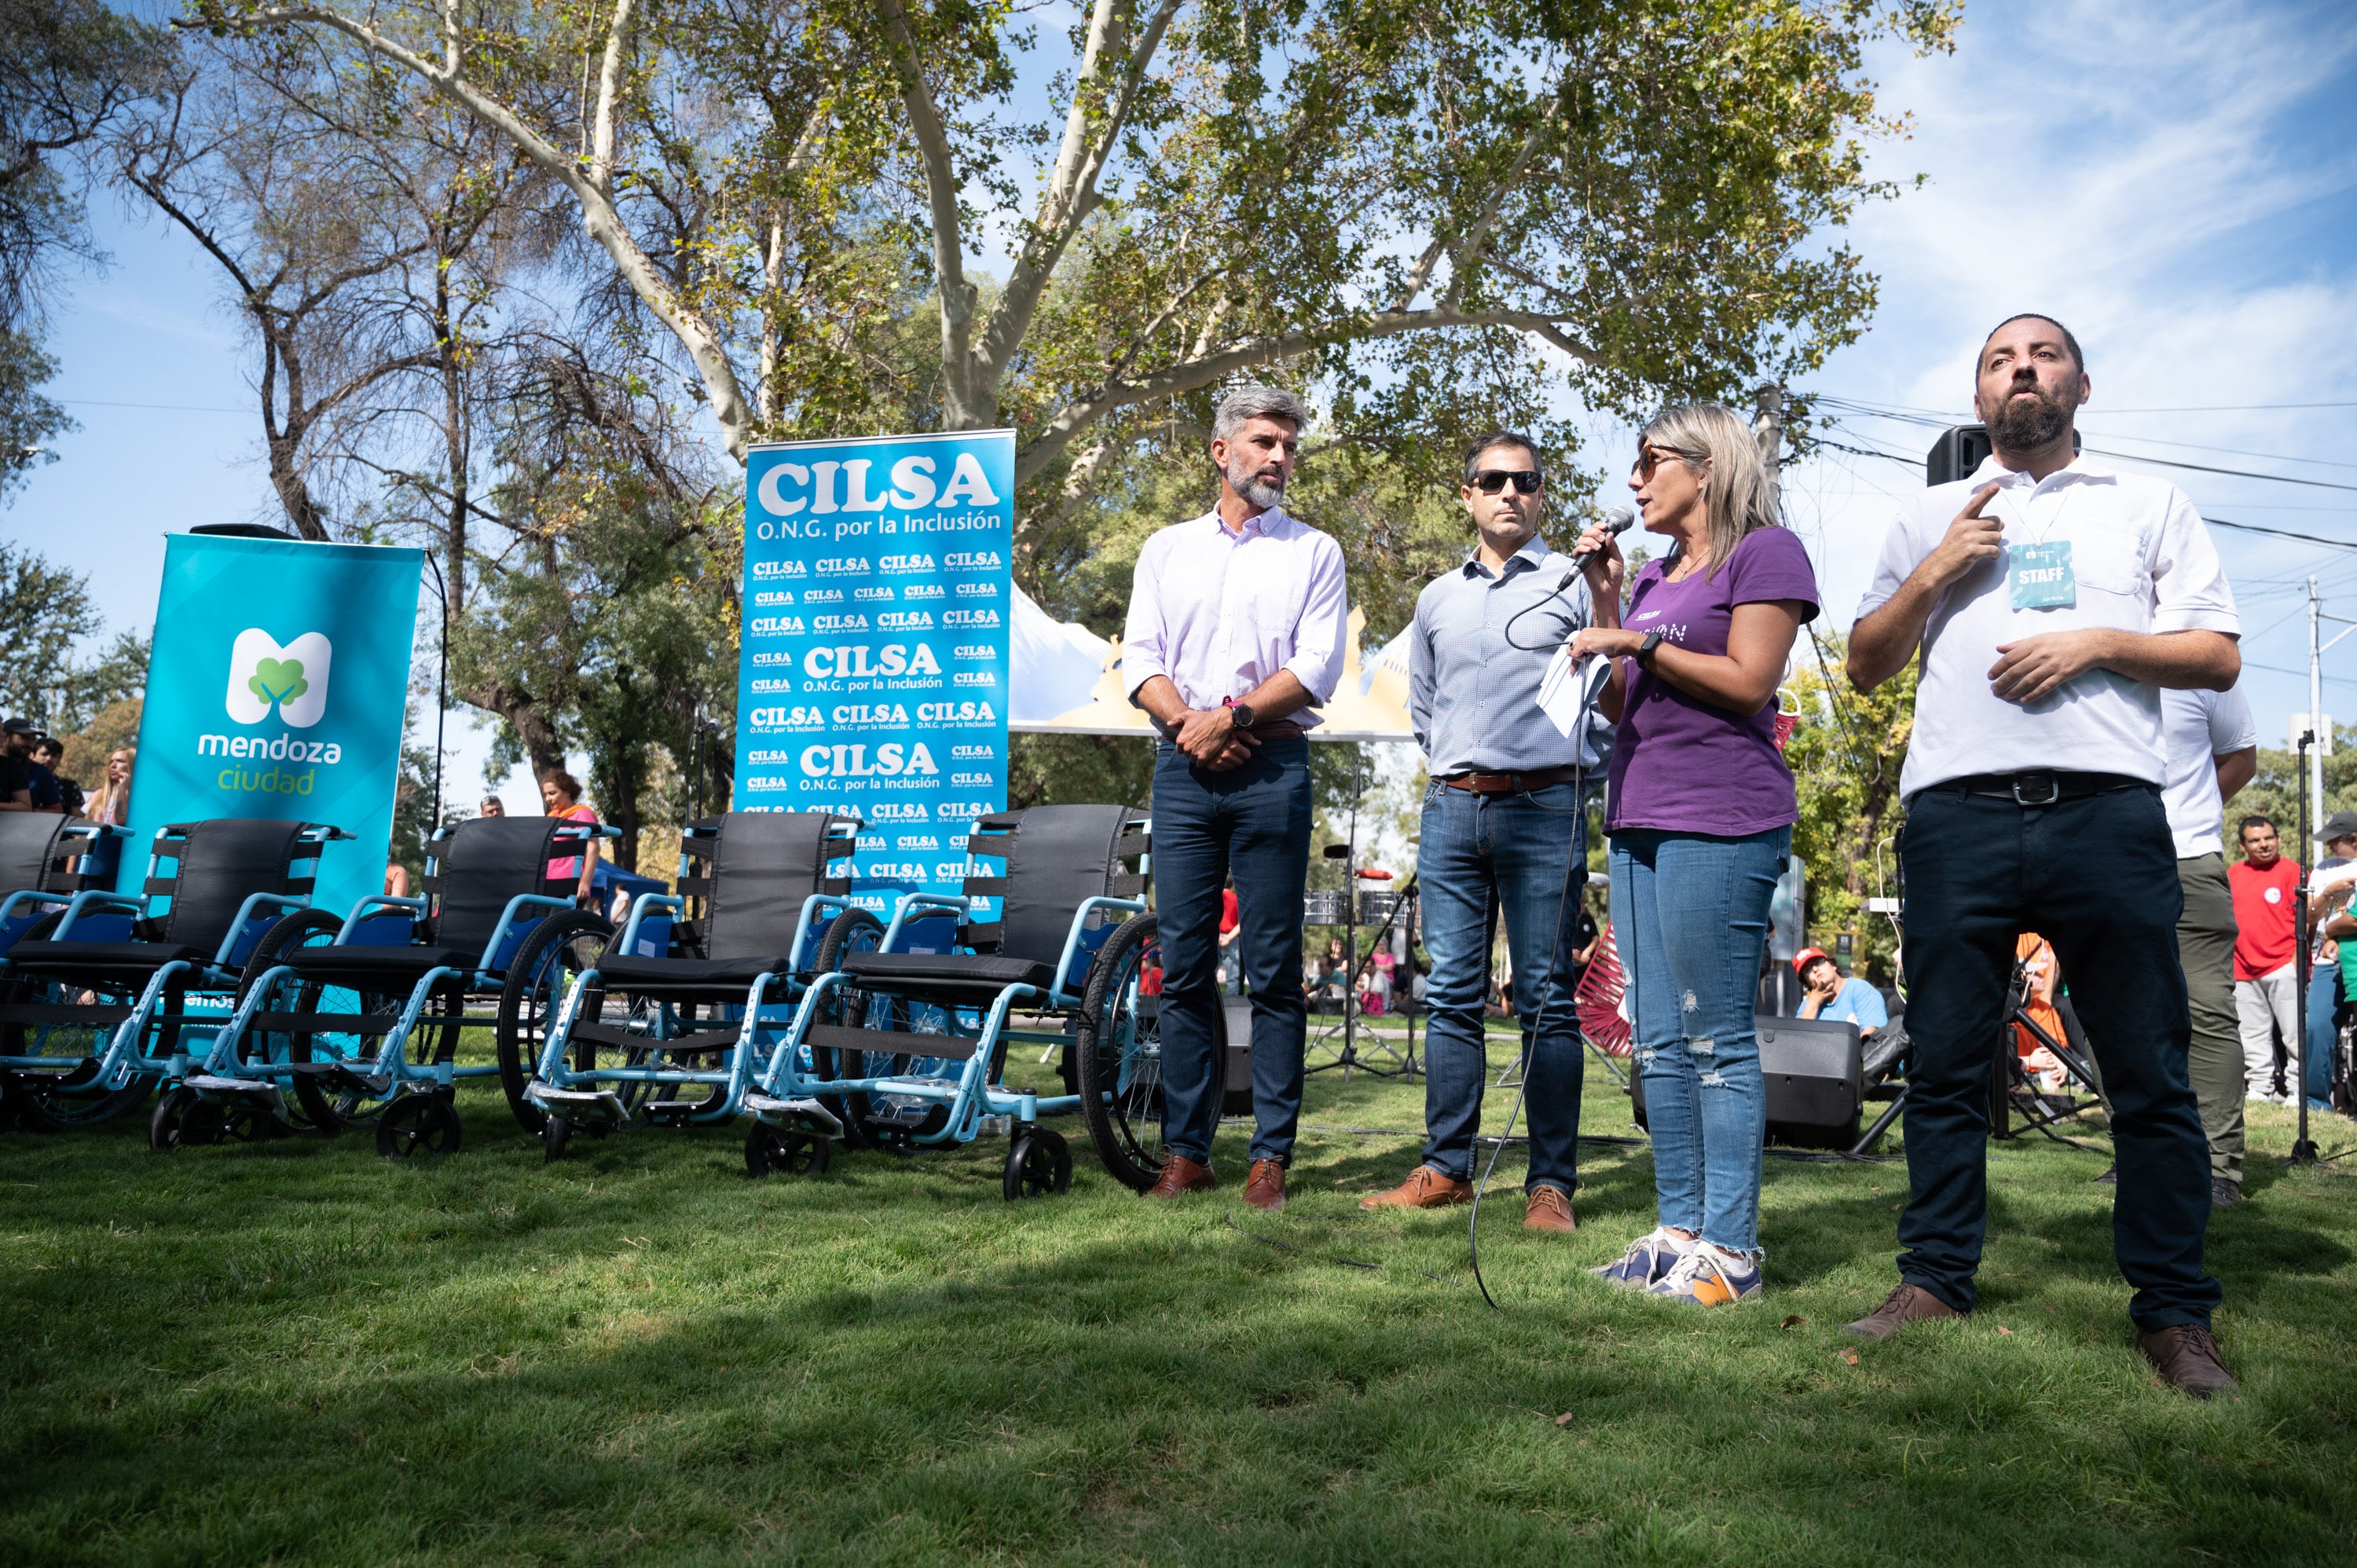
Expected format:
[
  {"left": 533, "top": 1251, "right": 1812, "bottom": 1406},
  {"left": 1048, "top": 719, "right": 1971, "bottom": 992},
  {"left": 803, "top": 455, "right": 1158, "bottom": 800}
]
[
  {"left": 1634, "top": 445, "right": 1690, "bottom": 480},
  {"left": 1471, "top": 470, "right": 1543, "bottom": 495}
]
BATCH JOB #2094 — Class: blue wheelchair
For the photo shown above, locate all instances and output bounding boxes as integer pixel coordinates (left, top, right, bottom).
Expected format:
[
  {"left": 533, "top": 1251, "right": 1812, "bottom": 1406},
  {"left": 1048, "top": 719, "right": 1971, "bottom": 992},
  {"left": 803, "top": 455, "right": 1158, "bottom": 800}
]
[
  {"left": 748, "top": 804, "right": 1151, "bottom": 1196},
  {"left": 0, "top": 818, "right": 350, "bottom": 1145},
  {"left": 524, "top": 809, "right": 863, "bottom": 1163},
  {"left": 0, "top": 812, "right": 135, "bottom": 1128},
  {"left": 189, "top": 815, "right": 615, "bottom": 1156}
]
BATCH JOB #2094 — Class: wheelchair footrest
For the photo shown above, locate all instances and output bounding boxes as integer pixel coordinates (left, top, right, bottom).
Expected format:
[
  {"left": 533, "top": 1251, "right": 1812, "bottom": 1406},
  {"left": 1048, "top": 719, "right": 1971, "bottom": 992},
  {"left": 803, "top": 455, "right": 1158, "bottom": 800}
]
[
  {"left": 745, "top": 1094, "right": 844, "bottom": 1137},
  {"left": 287, "top": 1062, "right": 390, "bottom": 1097},
  {"left": 183, "top": 1074, "right": 278, "bottom": 1099},
  {"left": 525, "top": 1084, "right": 629, "bottom": 1122}
]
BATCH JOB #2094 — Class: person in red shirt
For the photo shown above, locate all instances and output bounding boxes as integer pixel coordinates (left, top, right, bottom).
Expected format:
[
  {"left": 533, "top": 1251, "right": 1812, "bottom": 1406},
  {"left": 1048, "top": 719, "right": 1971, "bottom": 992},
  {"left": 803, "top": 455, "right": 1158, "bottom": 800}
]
[{"left": 2228, "top": 815, "right": 2302, "bottom": 1104}]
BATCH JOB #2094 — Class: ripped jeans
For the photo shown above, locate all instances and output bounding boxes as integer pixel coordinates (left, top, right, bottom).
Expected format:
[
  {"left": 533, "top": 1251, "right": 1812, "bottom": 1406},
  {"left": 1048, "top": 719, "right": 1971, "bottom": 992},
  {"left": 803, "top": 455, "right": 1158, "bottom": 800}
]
[{"left": 1610, "top": 826, "right": 1789, "bottom": 1255}]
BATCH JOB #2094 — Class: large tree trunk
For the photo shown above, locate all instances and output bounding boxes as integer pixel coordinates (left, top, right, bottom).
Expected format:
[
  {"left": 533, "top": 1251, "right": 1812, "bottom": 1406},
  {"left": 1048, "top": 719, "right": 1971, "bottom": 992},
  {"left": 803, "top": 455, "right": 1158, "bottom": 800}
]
[{"left": 460, "top": 680, "right": 563, "bottom": 782}]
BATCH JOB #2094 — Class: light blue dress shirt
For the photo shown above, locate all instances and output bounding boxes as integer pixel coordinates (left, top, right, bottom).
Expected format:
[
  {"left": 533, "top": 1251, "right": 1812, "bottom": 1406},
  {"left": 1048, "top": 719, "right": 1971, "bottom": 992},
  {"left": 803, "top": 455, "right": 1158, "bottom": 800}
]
[{"left": 1408, "top": 537, "right": 1607, "bottom": 775}]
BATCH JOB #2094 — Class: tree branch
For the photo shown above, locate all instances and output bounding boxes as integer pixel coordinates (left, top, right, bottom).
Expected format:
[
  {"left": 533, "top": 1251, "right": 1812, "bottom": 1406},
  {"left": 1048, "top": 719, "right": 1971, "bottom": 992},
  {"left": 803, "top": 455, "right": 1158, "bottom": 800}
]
[
  {"left": 202, "top": 5, "right": 755, "bottom": 461},
  {"left": 588, "top": 0, "right": 639, "bottom": 195},
  {"left": 1439, "top": 119, "right": 1550, "bottom": 312},
  {"left": 978, "top": 0, "right": 1180, "bottom": 384},
  {"left": 874, "top": 0, "right": 978, "bottom": 425},
  {"left": 1014, "top": 306, "right": 1598, "bottom": 485}
]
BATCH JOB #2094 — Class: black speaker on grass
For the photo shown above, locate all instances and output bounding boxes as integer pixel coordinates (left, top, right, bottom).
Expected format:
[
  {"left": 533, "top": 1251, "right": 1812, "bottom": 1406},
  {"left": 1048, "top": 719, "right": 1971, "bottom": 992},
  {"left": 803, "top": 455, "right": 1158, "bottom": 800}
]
[
  {"left": 1630, "top": 1015, "right": 1864, "bottom": 1149},
  {"left": 1219, "top": 996, "right": 1255, "bottom": 1117}
]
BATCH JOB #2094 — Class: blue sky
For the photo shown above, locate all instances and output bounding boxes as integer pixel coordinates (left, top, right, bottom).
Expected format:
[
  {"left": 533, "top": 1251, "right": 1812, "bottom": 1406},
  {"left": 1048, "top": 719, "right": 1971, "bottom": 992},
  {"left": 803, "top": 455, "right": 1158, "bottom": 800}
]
[{"left": 9, "top": 0, "right": 2356, "bottom": 801}]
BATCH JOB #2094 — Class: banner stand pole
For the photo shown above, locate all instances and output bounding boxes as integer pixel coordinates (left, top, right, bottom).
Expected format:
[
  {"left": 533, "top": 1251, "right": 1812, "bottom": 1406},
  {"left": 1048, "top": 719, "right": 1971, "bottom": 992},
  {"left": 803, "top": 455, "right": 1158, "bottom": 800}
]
[{"left": 423, "top": 555, "right": 450, "bottom": 833}]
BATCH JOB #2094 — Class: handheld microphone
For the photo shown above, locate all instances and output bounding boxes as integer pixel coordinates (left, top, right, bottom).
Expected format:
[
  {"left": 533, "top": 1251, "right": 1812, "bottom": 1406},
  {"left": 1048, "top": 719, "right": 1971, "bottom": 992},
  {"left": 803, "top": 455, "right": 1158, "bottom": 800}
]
[{"left": 1558, "top": 506, "right": 1636, "bottom": 588}]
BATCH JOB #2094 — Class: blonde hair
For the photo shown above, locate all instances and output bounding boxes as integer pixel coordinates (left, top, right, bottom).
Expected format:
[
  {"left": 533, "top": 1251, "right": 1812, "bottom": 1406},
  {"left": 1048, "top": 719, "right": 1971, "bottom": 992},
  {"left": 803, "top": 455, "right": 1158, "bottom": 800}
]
[
  {"left": 88, "top": 747, "right": 134, "bottom": 824},
  {"left": 1640, "top": 403, "right": 1780, "bottom": 579}
]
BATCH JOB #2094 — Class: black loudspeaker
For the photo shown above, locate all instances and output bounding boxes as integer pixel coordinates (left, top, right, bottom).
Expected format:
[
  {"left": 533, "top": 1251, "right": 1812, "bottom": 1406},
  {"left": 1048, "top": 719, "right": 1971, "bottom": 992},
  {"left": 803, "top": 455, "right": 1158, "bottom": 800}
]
[
  {"left": 1219, "top": 996, "right": 1255, "bottom": 1117},
  {"left": 1630, "top": 1014, "right": 1864, "bottom": 1149},
  {"left": 1926, "top": 424, "right": 1992, "bottom": 486}
]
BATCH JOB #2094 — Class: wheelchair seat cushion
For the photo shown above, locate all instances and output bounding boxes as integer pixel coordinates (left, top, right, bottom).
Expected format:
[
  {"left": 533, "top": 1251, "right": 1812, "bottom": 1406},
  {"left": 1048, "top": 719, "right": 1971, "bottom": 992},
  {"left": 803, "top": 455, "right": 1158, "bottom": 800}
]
[
  {"left": 598, "top": 953, "right": 792, "bottom": 991},
  {"left": 5, "top": 939, "right": 211, "bottom": 974},
  {"left": 284, "top": 944, "right": 480, "bottom": 981},
  {"left": 841, "top": 950, "right": 1054, "bottom": 998}
]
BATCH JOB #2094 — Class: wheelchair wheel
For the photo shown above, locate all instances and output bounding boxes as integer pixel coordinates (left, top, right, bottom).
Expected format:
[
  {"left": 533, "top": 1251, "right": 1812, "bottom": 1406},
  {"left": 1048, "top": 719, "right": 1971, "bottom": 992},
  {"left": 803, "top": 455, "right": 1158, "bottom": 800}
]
[
  {"left": 1074, "top": 911, "right": 1167, "bottom": 1192},
  {"left": 495, "top": 910, "right": 615, "bottom": 1131},
  {"left": 808, "top": 907, "right": 900, "bottom": 1150},
  {"left": 2, "top": 911, "right": 154, "bottom": 1129},
  {"left": 236, "top": 909, "right": 365, "bottom": 1133},
  {"left": 1004, "top": 1127, "right": 1072, "bottom": 1200},
  {"left": 150, "top": 1086, "right": 227, "bottom": 1150},
  {"left": 377, "top": 1094, "right": 462, "bottom": 1157},
  {"left": 746, "top": 1123, "right": 830, "bottom": 1179}
]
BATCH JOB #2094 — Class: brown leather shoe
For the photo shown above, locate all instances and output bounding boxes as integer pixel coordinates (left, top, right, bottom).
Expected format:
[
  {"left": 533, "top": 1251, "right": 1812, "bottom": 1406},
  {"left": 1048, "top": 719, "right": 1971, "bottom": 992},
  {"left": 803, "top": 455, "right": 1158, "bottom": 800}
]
[
  {"left": 2140, "top": 1324, "right": 2239, "bottom": 1398},
  {"left": 1142, "top": 1154, "right": 1215, "bottom": 1198},
  {"left": 1523, "top": 1185, "right": 1577, "bottom": 1233},
  {"left": 1842, "top": 1281, "right": 1965, "bottom": 1341},
  {"left": 1242, "top": 1159, "right": 1287, "bottom": 1212},
  {"left": 1358, "top": 1164, "right": 1473, "bottom": 1211}
]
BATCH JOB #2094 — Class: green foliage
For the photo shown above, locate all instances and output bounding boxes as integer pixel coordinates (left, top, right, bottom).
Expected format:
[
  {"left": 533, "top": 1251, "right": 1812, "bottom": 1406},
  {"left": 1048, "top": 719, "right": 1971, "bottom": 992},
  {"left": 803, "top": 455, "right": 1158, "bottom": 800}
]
[
  {"left": 0, "top": 543, "right": 148, "bottom": 737},
  {"left": 0, "top": 0, "right": 170, "bottom": 498},
  {"left": 2230, "top": 721, "right": 2357, "bottom": 857},
  {"left": 1783, "top": 627, "right": 1915, "bottom": 983}
]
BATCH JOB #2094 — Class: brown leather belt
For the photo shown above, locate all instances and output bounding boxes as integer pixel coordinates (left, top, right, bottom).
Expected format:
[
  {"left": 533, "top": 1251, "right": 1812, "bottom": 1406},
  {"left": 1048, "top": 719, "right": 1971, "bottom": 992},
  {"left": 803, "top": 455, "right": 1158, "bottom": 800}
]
[
  {"left": 1440, "top": 765, "right": 1581, "bottom": 794},
  {"left": 1250, "top": 720, "right": 1307, "bottom": 742}
]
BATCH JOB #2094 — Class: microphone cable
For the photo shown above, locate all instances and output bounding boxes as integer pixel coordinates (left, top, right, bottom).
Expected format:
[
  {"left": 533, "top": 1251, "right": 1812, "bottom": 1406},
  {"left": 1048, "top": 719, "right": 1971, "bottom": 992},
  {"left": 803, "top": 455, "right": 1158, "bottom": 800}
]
[
  {"left": 1502, "top": 507, "right": 1633, "bottom": 651},
  {"left": 1466, "top": 653, "right": 1611, "bottom": 1309}
]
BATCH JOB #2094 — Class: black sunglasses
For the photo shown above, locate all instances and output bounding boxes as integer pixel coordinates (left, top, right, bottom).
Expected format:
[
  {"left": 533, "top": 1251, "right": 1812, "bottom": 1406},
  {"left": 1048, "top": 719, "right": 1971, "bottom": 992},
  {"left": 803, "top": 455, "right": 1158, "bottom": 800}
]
[{"left": 1471, "top": 469, "right": 1543, "bottom": 495}]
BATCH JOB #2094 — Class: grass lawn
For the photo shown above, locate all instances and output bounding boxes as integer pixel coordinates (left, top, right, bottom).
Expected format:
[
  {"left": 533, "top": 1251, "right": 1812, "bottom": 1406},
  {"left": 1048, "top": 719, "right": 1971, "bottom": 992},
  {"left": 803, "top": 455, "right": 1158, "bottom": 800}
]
[{"left": 4, "top": 1028, "right": 2355, "bottom": 1566}]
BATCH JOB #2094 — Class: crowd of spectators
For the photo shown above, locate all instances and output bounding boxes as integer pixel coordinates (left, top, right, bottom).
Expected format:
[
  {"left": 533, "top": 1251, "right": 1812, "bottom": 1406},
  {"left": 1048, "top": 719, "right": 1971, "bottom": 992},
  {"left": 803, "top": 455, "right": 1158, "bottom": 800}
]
[{"left": 1, "top": 716, "right": 130, "bottom": 822}]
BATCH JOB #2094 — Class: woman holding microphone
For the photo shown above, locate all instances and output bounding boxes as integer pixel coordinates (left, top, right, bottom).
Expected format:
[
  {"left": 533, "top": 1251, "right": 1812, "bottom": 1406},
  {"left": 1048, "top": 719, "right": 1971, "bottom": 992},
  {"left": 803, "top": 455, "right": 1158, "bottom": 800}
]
[{"left": 1569, "top": 404, "right": 1819, "bottom": 1306}]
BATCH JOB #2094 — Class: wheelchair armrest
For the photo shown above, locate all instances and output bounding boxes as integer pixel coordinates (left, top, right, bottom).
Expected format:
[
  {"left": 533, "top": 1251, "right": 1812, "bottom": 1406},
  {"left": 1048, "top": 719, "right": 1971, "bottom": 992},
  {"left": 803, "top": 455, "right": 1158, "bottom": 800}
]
[
  {"left": 880, "top": 892, "right": 970, "bottom": 954},
  {"left": 55, "top": 888, "right": 144, "bottom": 938},
  {"left": 619, "top": 892, "right": 687, "bottom": 955},
  {"left": 216, "top": 892, "right": 313, "bottom": 963},
  {"left": 475, "top": 894, "right": 582, "bottom": 970},
  {"left": 337, "top": 894, "right": 426, "bottom": 942},
  {"left": 1051, "top": 896, "right": 1149, "bottom": 1001},
  {"left": 0, "top": 888, "right": 69, "bottom": 928}
]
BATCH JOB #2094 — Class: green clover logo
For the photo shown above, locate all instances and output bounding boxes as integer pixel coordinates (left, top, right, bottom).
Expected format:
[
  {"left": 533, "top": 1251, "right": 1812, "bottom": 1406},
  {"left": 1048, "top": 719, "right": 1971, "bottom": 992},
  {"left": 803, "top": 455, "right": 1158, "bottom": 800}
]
[{"left": 247, "top": 657, "right": 309, "bottom": 709}]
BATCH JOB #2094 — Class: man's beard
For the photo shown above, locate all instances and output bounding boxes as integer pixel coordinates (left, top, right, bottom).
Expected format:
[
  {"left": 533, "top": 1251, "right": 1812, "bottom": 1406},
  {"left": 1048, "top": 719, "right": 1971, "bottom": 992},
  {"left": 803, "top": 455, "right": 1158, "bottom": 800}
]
[
  {"left": 1987, "top": 382, "right": 2074, "bottom": 450},
  {"left": 1226, "top": 457, "right": 1286, "bottom": 511}
]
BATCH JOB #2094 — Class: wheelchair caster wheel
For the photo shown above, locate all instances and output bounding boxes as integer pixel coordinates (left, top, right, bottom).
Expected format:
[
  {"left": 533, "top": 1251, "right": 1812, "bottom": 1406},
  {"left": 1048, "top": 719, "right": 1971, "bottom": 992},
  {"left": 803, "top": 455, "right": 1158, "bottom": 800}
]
[
  {"left": 745, "top": 1124, "right": 830, "bottom": 1179},
  {"left": 376, "top": 1095, "right": 462, "bottom": 1158},
  {"left": 543, "top": 1115, "right": 571, "bottom": 1163},
  {"left": 1003, "top": 1127, "right": 1072, "bottom": 1200},
  {"left": 150, "top": 1086, "right": 226, "bottom": 1151}
]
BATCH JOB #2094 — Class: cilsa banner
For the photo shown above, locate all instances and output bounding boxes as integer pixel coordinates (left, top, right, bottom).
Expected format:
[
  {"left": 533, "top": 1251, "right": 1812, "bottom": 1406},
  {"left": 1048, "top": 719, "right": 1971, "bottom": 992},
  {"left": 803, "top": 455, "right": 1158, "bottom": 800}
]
[
  {"left": 735, "top": 430, "right": 1014, "bottom": 914},
  {"left": 130, "top": 531, "right": 423, "bottom": 917}
]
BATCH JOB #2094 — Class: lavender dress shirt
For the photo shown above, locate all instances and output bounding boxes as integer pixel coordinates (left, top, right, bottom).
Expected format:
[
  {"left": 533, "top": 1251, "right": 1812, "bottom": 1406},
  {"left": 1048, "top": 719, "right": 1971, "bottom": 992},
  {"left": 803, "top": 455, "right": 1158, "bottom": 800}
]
[{"left": 1122, "top": 507, "right": 1349, "bottom": 729}]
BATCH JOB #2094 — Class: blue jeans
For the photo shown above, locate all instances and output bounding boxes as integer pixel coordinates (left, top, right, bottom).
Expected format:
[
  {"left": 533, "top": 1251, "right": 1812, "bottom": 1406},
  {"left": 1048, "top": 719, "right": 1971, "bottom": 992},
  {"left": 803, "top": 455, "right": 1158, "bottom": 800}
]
[
  {"left": 1417, "top": 780, "right": 1587, "bottom": 1192},
  {"left": 1611, "top": 826, "right": 1788, "bottom": 1255},
  {"left": 1150, "top": 738, "right": 1312, "bottom": 1164}
]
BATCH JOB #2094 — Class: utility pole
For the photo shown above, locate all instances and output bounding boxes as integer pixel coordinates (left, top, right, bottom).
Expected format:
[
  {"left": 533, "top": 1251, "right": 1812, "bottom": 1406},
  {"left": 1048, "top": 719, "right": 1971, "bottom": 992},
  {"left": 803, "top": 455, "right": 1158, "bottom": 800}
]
[{"left": 1754, "top": 383, "right": 1785, "bottom": 518}]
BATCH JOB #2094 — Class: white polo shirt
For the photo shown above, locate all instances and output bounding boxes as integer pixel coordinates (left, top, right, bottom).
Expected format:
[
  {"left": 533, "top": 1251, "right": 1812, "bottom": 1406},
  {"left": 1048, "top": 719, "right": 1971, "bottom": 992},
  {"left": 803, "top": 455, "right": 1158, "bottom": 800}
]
[
  {"left": 1857, "top": 455, "right": 2239, "bottom": 799},
  {"left": 2160, "top": 683, "right": 2257, "bottom": 859}
]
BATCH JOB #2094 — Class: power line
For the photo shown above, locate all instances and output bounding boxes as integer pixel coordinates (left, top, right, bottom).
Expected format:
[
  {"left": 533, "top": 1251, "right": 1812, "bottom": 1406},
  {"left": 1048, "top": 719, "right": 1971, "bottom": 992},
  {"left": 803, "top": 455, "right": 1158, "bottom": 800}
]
[
  {"left": 60, "top": 397, "right": 250, "bottom": 414},
  {"left": 2208, "top": 517, "right": 2357, "bottom": 549}
]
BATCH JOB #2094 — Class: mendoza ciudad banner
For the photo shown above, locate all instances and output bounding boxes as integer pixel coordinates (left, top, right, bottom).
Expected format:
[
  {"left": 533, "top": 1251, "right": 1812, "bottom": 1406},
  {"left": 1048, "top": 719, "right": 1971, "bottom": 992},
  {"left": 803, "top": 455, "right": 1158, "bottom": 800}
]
[
  {"left": 736, "top": 430, "right": 1014, "bottom": 914},
  {"left": 130, "top": 530, "right": 422, "bottom": 919}
]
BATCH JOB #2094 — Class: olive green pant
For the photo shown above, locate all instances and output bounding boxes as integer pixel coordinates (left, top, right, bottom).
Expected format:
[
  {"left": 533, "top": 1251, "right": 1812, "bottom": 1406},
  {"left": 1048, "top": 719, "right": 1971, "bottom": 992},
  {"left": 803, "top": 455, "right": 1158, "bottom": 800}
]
[{"left": 2178, "top": 854, "right": 2245, "bottom": 1187}]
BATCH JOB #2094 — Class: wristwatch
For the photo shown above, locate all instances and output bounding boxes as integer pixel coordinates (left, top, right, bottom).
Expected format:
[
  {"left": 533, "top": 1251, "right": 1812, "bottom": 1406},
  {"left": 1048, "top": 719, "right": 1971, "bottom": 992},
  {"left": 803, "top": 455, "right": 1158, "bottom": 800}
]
[
  {"left": 1228, "top": 701, "right": 1257, "bottom": 730},
  {"left": 1636, "top": 630, "right": 1666, "bottom": 669}
]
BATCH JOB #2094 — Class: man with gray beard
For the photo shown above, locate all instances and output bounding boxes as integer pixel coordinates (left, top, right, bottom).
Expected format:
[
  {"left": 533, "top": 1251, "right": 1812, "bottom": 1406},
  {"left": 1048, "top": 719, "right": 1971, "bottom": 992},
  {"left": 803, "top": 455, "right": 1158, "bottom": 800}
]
[{"left": 1122, "top": 385, "right": 1348, "bottom": 1211}]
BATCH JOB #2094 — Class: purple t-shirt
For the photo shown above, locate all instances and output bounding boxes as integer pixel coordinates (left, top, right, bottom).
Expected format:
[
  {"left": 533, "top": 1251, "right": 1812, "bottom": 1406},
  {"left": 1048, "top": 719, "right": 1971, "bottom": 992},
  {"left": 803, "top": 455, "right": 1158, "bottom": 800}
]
[{"left": 1605, "top": 526, "right": 1820, "bottom": 836}]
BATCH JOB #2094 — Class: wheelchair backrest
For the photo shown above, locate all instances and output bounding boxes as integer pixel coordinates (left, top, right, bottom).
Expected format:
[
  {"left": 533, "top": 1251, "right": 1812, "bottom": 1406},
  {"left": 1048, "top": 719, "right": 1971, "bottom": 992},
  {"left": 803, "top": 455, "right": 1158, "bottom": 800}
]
[
  {"left": 0, "top": 813, "right": 79, "bottom": 895},
  {"left": 683, "top": 811, "right": 857, "bottom": 962},
  {"left": 959, "top": 805, "right": 1149, "bottom": 970},
  {"left": 423, "top": 816, "right": 581, "bottom": 952},
  {"left": 144, "top": 819, "right": 324, "bottom": 954}
]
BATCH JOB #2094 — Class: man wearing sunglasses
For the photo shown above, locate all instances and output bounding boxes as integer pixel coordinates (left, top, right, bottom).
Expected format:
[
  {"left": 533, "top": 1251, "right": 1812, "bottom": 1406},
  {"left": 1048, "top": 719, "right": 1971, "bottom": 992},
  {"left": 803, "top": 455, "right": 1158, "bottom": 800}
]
[{"left": 1363, "top": 430, "right": 1623, "bottom": 1230}]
